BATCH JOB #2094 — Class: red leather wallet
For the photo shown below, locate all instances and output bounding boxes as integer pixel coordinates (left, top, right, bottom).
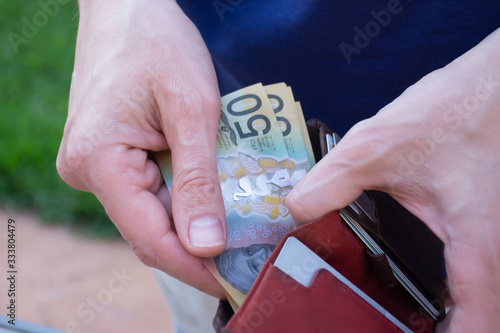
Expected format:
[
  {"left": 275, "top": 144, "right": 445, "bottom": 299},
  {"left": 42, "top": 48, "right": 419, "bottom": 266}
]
[
  {"left": 216, "top": 211, "right": 436, "bottom": 333},
  {"left": 213, "top": 119, "right": 443, "bottom": 332}
]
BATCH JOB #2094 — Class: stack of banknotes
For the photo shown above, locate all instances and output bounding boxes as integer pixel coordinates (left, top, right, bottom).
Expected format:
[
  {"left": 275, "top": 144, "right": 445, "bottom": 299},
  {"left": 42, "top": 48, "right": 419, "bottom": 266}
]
[{"left": 157, "top": 83, "right": 316, "bottom": 310}]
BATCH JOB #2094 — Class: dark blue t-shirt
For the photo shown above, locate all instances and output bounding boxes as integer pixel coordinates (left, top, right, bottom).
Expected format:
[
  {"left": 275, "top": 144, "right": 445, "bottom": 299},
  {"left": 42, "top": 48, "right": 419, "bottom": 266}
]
[{"left": 178, "top": 0, "right": 499, "bottom": 134}]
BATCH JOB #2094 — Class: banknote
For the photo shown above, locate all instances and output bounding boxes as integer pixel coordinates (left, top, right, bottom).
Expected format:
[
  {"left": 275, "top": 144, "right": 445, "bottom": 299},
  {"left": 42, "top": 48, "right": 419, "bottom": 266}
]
[
  {"left": 208, "top": 83, "right": 302, "bottom": 305},
  {"left": 294, "top": 99, "right": 316, "bottom": 168},
  {"left": 156, "top": 83, "right": 315, "bottom": 308},
  {"left": 264, "top": 83, "right": 315, "bottom": 171},
  {"left": 215, "top": 83, "right": 295, "bottom": 242}
]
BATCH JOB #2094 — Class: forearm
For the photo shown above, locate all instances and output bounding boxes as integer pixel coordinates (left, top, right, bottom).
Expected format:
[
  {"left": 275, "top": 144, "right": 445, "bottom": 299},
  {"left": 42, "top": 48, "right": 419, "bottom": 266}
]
[{"left": 74, "top": 0, "right": 182, "bottom": 54}]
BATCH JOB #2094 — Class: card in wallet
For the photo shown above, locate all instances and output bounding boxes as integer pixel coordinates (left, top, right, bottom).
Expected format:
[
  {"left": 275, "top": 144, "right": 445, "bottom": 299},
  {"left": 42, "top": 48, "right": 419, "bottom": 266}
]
[
  {"left": 274, "top": 236, "right": 413, "bottom": 333},
  {"left": 220, "top": 211, "right": 437, "bottom": 333},
  {"left": 341, "top": 191, "right": 446, "bottom": 320}
]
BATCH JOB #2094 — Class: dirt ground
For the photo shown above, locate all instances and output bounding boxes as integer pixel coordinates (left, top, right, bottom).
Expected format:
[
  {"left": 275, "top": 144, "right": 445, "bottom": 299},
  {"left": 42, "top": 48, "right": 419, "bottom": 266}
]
[{"left": 0, "top": 208, "right": 173, "bottom": 333}]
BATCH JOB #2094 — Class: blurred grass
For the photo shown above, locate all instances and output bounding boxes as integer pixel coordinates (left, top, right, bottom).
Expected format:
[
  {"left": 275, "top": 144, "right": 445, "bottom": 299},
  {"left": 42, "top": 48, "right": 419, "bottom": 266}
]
[{"left": 0, "top": 1, "right": 119, "bottom": 237}]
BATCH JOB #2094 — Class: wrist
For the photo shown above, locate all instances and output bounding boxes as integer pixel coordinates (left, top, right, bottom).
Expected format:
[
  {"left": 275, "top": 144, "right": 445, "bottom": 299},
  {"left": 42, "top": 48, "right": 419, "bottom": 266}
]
[{"left": 76, "top": 0, "right": 178, "bottom": 32}]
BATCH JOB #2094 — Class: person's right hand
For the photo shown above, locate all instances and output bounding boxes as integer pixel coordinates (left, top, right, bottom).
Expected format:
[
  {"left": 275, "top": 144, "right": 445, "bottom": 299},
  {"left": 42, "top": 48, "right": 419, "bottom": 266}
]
[{"left": 56, "top": 0, "right": 227, "bottom": 298}]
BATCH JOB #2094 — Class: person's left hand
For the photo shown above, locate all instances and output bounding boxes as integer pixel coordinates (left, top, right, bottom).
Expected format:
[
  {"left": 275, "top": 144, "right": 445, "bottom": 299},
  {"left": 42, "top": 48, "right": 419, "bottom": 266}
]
[{"left": 286, "top": 28, "right": 500, "bottom": 333}]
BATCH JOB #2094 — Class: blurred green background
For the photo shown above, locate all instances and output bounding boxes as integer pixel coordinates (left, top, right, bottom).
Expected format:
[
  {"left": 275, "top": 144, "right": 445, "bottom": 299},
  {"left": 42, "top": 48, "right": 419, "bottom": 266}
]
[{"left": 1, "top": 1, "right": 118, "bottom": 237}]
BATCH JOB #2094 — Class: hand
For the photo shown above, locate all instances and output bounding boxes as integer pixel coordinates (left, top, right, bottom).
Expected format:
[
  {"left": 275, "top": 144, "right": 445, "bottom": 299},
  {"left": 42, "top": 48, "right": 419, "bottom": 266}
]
[
  {"left": 287, "top": 29, "right": 500, "bottom": 332},
  {"left": 57, "top": 0, "right": 226, "bottom": 298}
]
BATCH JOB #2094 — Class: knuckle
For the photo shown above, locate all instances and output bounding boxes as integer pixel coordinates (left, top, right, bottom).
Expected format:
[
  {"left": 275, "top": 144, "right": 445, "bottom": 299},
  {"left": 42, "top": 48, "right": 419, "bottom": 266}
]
[
  {"left": 163, "top": 86, "right": 221, "bottom": 143},
  {"left": 175, "top": 166, "right": 219, "bottom": 209},
  {"left": 344, "top": 119, "right": 373, "bottom": 143},
  {"left": 174, "top": 86, "right": 220, "bottom": 118},
  {"left": 286, "top": 190, "right": 309, "bottom": 222},
  {"left": 62, "top": 144, "right": 87, "bottom": 175},
  {"left": 200, "top": 89, "right": 221, "bottom": 115},
  {"left": 56, "top": 135, "right": 99, "bottom": 190},
  {"left": 55, "top": 152, "right": 71, "bottom": 180},
  {"left": 56, "top": 143, "right": 84, "bottom": 186}
]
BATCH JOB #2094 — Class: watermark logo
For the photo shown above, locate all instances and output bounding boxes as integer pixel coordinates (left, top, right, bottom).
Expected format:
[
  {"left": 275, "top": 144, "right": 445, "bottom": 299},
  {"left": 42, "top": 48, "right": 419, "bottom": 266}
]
[
  {"left": 384, "top": 74, "right": 500, "bottom": 189},
  {"left": 212, "top": 0, "right": 244, "bottom": 22},
  {"left": 65, "top": 267, "right": 135, "bottom": 333},
  {"left": 339, "top": 0, "right": 404, "bottom": 63}
]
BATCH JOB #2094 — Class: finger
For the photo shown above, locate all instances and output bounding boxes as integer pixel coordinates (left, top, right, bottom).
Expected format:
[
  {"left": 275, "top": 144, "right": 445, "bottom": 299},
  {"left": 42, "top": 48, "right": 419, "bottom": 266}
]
[
  {"left": 56, "top": 136, "right": 92, "bottom": 192},
  {"left": 163, "top": 92, "right": 227, "bottom": 258},
  {"left": 286, "top": 149, "right": 364, "bottom": 224},
  {"left": 91, "top": 144, "right": 225, "bottom": 298},
  {"left": 286, "top": 124, "right": 374, "bottom": 224},
  {"left": 156, "top": 182, "right": 173, "bottom": 221}
]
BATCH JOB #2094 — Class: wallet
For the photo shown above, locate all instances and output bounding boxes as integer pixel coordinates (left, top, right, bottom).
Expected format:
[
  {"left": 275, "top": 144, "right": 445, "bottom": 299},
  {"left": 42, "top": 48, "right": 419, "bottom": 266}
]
[{"left": 213, "top": 119, "right": 446, "bottom": 333}]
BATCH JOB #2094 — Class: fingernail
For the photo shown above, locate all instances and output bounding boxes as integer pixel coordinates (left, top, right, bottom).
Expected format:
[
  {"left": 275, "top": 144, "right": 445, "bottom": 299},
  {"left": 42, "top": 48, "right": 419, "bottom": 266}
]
[{"left": 189, "top": 216, "right": 225, "bottom": 247}]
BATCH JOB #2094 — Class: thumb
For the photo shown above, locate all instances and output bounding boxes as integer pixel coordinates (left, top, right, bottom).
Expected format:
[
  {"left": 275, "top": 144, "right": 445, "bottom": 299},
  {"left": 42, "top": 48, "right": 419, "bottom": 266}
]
[
  {"left": 286, "top": 145, "right": 365, "bottom": 224},
  {"left": 286, "top": 123, "right": 375, "bottom": 224},
  {"left": 166, "top": 97, "right": 227, "bottom": 258}
]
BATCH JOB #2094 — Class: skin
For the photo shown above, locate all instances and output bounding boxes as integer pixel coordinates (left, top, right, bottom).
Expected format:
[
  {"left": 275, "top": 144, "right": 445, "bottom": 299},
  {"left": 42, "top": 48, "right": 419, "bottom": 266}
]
[
  {"left": 57, "top": 0, "right": 227, "bottom": 298},
  {"left": 56, "top": 0, "right": 500, "bottom": 329},
  {"left": 286, "top": 28, "right": 500, "bottom": 332}
]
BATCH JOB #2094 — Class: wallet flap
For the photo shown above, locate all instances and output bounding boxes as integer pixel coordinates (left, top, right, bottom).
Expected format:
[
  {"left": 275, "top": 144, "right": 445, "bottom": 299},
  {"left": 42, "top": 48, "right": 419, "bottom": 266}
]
[
  {"left": 227, "top": 265, "right": 405, "bottom": 333},
  {"left": 224, "top": 211, "right": 435, "bottom": 333}
]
